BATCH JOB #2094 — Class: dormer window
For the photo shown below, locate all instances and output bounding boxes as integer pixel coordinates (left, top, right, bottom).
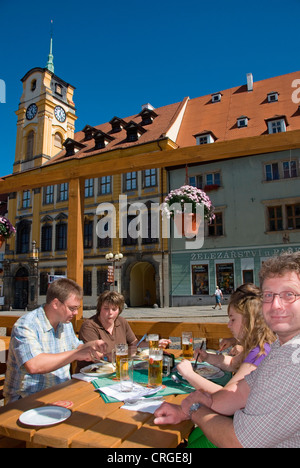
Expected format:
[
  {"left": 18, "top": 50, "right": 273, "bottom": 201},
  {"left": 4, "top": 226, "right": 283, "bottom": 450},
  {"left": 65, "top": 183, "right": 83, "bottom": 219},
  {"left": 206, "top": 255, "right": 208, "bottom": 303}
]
[
  {"left": 267, "top": 92, "right": 278, "bottom": 103},
  {"left": 82, "top": 125, "right": 97, "bottom": 141},
  {"left": 125, "top": 121, "right": 146, "bottom": 142},
  {"left": 194, "top": 131, "right": 216, "bottom": 145},
  {"left": 237, "top": 116, "right": 248, "bottom": 128},
  {"left": 109, "top": 117, "right": 126, "bottom": 133},
  {"left": 63, "top": 138, "right": 85, "bottom": 157},
  {"left": 211, "top": 93, "right": 221, "bottom": 103},
  {"left": 94, "top": 130, "right": 114, "bottom": 149},
  {"left": 139, "top": 107, "right": 158, "bottom": 126},
  {"left": 266, "top": 116, "right": 287, "bottom": 134}
]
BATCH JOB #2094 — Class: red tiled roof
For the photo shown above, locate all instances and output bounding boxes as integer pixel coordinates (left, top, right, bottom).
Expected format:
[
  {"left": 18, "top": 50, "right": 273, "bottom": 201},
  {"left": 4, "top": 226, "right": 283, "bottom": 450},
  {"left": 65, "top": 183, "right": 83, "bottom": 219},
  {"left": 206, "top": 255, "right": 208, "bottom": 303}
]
[{"left": 176, "top": 71, "right": 300, "bottom": 147}]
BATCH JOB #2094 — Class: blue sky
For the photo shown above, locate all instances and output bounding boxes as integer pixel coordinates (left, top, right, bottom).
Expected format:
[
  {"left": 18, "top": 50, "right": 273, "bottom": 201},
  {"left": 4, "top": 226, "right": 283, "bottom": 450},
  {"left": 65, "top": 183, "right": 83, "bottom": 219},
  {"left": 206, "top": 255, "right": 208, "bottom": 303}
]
[{"left": 1, "top": 0, "right": 300, "bottom": 177}]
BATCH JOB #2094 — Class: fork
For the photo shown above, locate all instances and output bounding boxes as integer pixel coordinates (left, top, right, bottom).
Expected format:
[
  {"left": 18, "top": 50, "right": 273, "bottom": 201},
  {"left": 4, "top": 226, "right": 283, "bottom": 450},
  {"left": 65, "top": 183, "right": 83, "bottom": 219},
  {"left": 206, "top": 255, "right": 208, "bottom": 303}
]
[{"left": 124, "top": 396, "right": 164, "bottom": 405}]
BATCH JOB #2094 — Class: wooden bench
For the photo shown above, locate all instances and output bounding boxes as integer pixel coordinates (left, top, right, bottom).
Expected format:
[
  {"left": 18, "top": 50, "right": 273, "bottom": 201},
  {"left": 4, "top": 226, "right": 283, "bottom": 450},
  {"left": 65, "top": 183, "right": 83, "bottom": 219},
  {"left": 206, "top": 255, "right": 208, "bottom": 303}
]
[
  {"left": 76, "top": 319, "right": 231, "bottom": 350},
  {"left": 0, "top": 315, "right": 20, "bottom": 336}
]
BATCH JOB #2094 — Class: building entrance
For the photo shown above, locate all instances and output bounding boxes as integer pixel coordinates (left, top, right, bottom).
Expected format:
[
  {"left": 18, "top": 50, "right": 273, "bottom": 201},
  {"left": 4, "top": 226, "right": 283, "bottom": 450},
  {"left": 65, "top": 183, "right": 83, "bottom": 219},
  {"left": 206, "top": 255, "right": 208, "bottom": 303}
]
[{"left": 130, "top": 262, "right": 156, "bottom": 307}]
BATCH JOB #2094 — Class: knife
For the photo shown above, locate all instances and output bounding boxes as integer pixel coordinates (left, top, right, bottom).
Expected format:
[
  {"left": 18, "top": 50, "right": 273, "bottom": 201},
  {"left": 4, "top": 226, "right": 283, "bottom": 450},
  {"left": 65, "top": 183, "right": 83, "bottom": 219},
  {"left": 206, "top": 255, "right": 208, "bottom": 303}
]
[{"left": 136, "top": 333, "right": 148, "bottom": 348}]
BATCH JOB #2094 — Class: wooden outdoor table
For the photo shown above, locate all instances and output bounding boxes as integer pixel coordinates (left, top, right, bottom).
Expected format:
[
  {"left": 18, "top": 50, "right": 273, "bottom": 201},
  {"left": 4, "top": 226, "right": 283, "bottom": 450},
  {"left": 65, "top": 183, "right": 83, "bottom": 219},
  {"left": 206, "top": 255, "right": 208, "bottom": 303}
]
[{"left": 0, "top": 349, "right": 195, "bottom": 449}]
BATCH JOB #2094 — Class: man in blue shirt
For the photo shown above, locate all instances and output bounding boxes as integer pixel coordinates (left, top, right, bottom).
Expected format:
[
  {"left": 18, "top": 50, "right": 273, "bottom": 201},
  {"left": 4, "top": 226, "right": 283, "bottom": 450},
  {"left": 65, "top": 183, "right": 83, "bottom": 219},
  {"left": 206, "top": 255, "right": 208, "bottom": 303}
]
[{"left": 4, "top": 278, "right": 107, "bottom": 403}]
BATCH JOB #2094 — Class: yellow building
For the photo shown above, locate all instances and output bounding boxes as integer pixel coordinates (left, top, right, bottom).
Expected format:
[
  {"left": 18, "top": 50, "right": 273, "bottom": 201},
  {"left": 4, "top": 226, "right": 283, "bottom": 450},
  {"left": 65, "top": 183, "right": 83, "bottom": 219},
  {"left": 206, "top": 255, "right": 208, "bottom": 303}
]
[{"left": 3, "top": 47, "right": 186, "bottom": 310}]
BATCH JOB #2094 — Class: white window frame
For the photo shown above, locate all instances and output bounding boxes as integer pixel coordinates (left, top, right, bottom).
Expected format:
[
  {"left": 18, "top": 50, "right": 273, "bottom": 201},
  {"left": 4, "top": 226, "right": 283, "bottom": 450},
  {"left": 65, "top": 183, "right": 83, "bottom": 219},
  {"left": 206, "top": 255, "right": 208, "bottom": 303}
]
[
  {"left": 211, "top": 93, "right": 221, "bottom": 103},
  {"left": 237, "top": 117, "right": 248, "bottom": 128},
  {"left": 267, "top": 119, "right": 286, "bottom": 134},
  {"left": 195, "top": 133, "right": 215, "bottom": 145},
  {"left": 267, "top": 92, "right": 278, "bottom": 103}
]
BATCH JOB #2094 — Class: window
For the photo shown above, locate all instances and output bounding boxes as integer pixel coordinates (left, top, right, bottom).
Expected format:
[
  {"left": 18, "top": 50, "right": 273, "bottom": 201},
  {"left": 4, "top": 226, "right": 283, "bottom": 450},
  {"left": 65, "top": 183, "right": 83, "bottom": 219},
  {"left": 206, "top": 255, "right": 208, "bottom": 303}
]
[
  {"left": 143, "top": 169, "right": 157, "bottom": 188},
  {"left": 56, "top": 223, "right": 67, "bottom": 250},
  {"left": 267, "top": 118, "right": 286, "bottom": 134},
  {"left": 55, "top": 83, "right": 62, "bottom": 96},
  {"left": 237, "top": 117, "right": 248, "bottom": 128},
  {"left": 84, "top": 220, "right": 93, "bottom": 249},
  {"left": 268, "top": 206, "right": 283, "bottom": 231},
  {"left": 286, "top": 204, "right": 300, "bottom": 230},
  {"left": 192, "top": 264, "right": 209, "bottom": 295},
  {"left": 99, "top": 176, "right": 112, "bottom": 195},
  {"left": 208, "top": 212, "right": 223, "bottom": 236},
  {"left": 54, "top": 133, "right": 63, "bottom": 149},
  {"left": 265, "top": 163, "right": 279, "bottom": 181},
  {"left": 216, "top": 263, "right": 234, "bottom": 294},
  {"left": 26, "top": 131, "right": 34, "bottom": 160},
  {"left": 44, "top": 186, "right": 54, "bottom": 204},
  {"left": 267, "top": 92, "right": 278, "bottom": 102},
  {"left": 85, "top": 179, "right": 94, "bottom": 198},
  {"left": 205, "top": 172, "right": 221, "bottom": 187},
  {"left": 58, "top": 183, "right": 69, "bottom": 202},
  {"left": 41, "top": 225, "right": 52, "bottom": 252},
  {"left": 283, "top": 161, "right": 297, "bottom": 178},
  {"left": 83, "top": 271, "right": 92, "bottom": 296},
  {"left": 212, "top": 93, "right": 221, "bottom": 103},
  {"left": 22, "top": 190, "right": 31, "bottom": 209},
  {"left": 31, "top": 79, "right": 36, "bottom": 91},
  {"left": 124, "top": 172, "right": 137, "bottom": 191},
  {"left": 195, "top": 133, "right": 215, "bottom": 145},
  {"left": 141, "top": 201, "right": 158, "bottom": 245},
  {"left": 16, "top": 221, "right": 31, "bottom": 254}
]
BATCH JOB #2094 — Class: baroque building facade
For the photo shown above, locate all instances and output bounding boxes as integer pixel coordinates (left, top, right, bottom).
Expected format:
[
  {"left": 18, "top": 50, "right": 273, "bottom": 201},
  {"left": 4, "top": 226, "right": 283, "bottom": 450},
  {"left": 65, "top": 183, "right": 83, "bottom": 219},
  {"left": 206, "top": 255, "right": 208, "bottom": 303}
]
[{"left": 2, "top": 50, "right": 300, "bottom": 309}]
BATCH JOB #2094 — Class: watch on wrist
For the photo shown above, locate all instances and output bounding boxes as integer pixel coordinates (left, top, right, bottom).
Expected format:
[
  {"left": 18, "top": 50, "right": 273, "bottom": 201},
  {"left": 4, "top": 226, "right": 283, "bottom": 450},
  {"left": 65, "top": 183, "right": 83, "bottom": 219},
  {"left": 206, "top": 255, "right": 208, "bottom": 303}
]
[{"left": 189, "top": 402, "right": 202, "bottom": 417}]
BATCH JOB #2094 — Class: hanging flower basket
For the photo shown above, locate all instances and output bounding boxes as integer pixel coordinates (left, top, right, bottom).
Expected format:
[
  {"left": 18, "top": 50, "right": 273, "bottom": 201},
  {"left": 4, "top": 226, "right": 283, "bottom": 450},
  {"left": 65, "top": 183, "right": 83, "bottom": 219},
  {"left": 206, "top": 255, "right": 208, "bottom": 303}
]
[
  {"left": 0, "top": 216, "right": 16, "bottom": 247},
  {"left": 162, "top": 185, "right": 215, "bottom": 237}
]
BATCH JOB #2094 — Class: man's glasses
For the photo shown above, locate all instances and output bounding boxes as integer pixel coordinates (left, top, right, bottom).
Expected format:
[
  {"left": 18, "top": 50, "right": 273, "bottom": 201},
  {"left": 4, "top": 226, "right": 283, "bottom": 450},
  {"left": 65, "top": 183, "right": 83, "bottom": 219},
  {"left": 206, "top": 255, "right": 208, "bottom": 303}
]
[
  {"left": 59, "top": 300, "right": 80, "bottom": 312},
  {"left": 262, "top": 291, "right": 300, "bottom": 304}
]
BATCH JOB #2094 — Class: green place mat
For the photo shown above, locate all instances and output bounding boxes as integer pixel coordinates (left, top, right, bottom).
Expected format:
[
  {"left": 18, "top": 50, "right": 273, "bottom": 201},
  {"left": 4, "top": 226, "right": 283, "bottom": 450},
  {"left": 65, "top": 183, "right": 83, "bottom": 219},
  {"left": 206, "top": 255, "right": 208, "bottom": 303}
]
[{"left": 92, "top": 364, "right": 231, "bottom": 403}]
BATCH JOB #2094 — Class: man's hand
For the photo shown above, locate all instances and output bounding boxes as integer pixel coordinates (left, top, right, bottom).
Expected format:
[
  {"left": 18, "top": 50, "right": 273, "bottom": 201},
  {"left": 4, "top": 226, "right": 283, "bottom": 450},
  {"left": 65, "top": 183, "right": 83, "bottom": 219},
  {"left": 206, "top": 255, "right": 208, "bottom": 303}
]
[
  {"left": 154, "top": 402, "right": 189, "bottom": 425},
  {"left": 76, "top": 340, "right": 108, "bottom": 362},
  {"left": 181, "top": 390, "right": 213, "bottom": 417}
]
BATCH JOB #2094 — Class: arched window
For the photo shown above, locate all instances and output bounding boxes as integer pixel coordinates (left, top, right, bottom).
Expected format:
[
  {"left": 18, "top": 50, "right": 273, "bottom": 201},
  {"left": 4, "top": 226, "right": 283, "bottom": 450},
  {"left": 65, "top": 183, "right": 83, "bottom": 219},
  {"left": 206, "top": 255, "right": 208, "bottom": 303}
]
[
  {"left": 54, "top": 132, "right": 63, "bottom": 149},
  {"left": 26, "top": 131, "right": 34, "bottom": 160}
]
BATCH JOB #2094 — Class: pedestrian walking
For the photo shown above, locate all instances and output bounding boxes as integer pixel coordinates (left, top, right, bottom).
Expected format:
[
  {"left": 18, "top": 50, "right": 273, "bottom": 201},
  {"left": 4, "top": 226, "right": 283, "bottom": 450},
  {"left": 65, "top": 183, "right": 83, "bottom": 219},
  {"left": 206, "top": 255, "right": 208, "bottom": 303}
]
[{"left": 213, "top": 286, "right": 223, "bottom": 309}]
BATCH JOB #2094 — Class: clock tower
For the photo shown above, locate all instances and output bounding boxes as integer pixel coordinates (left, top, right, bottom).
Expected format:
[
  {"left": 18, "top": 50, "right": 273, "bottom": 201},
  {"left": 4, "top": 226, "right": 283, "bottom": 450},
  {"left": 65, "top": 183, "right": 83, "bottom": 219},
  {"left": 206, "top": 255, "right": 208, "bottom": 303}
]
[{"left": 13, "top": 36, "right": 77, "bottom": 173}]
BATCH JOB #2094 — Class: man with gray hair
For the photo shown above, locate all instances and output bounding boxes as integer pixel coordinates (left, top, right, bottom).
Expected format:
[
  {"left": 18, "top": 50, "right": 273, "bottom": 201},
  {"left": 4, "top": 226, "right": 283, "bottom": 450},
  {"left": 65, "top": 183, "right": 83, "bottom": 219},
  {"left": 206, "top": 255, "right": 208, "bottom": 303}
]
[{"left": 154, "top": 251, "right": 300, "bottom": 448}]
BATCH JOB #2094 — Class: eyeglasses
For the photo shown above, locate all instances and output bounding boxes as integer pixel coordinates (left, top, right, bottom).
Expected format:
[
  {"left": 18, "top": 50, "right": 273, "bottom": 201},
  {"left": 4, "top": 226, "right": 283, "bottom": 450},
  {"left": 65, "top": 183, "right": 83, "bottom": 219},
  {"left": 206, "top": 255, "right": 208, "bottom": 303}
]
[
  {"left": 59, "top": 300, "right": 80, "bottom": 312},
  {"left": 262, "top": 291, "right": 300, "bottom": 304}
]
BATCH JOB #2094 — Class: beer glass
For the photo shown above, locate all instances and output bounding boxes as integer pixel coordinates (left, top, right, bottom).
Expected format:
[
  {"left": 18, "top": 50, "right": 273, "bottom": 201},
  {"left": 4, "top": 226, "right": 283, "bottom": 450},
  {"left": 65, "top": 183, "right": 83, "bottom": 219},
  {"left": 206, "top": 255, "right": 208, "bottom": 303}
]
[
  {"left": 114, "top": 343, "right": 128, "bottom": 379},
  {"left": 120, "top": 358, "right": 134, "bottom": 392},
  {"left": 182, "top": 332, "right": 193, "bottom": 359},
  {"left": 148, "top": 348, "right": 163, "bottom": 387},
  {"left": 148, "top": 334, "right": 159, "bottom": 349}
]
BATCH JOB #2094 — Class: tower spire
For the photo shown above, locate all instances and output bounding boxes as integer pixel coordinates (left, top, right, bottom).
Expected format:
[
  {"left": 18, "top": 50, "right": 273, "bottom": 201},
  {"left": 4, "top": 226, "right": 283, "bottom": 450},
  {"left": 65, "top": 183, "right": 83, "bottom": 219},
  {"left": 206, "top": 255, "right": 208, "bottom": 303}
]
[{"left": 46, "top": 20, "right": 54, "bottom": 73}]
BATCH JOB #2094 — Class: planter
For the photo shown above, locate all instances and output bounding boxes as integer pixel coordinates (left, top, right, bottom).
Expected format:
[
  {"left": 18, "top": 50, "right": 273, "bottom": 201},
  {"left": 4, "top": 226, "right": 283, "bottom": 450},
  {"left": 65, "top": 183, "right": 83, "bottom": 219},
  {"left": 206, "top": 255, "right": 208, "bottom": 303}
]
[{"left": 174, "top": 213, "right": 201, "bottom": 237}]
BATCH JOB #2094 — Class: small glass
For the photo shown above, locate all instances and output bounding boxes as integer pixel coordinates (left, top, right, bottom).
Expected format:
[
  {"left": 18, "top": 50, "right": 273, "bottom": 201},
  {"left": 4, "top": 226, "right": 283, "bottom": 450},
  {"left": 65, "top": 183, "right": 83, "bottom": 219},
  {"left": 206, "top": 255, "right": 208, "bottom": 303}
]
[
  {"left": 113, "top": 343, "right": 128, "bottom": 379},
  {"left": 182, "top": 332, "right": 193, "bottom": 359},
  {"left": 148, "top": 348, "right": 163, "bottom": 387},
  {"left": 148, "top": 334, "right": 159, "bottom": 349},
  {"left": 120, "top": 358, "right": 134, "bottom": 392}
]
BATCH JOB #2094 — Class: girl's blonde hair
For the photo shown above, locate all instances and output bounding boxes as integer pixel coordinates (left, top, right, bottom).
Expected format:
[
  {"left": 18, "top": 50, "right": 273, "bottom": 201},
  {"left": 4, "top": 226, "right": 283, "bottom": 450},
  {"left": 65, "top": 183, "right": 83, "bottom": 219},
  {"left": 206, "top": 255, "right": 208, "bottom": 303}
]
[{"left": 228, "top": 283, "right": 276, "bottom": 361}]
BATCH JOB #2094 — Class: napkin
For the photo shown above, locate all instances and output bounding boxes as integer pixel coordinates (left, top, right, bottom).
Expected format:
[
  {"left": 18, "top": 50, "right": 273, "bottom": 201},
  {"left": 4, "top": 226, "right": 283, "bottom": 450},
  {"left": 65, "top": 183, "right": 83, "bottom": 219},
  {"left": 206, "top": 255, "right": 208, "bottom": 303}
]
[
  {"left": 97, "top": 382, "right": 162, "bottom": 402},
  {"left": 121, "top": 399, "right": 164, "bottom": 413},
  {"left": 72, "top": 373, "right": 97, "bottom": 383}
]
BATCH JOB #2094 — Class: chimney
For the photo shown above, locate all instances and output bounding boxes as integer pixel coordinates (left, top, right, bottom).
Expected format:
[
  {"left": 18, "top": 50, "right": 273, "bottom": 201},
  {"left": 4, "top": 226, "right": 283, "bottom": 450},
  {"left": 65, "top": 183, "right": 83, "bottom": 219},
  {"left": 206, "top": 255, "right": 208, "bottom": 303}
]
[
  {"left": 142, "top": 103, "right": 155, "bottom": 111},
  {"left": 247, "top": 73, "right": 253, "bottom": 92}
]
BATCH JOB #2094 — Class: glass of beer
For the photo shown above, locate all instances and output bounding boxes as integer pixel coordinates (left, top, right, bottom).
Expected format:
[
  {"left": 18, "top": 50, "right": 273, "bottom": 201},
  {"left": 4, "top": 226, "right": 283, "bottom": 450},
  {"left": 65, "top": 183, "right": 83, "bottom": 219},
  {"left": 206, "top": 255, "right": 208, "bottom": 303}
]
[
  {"left": 148, "top": 334, "right": 159, "bottom": 349},
  {"left": 182, "top": 332, "right": 193, "bottom": 359},
  {"left": 148, "top": 348, "right": 163, "bottom": 387},
  {"left": 115, "top": 344, "right": 128, "bottom": 379},
  {"left": 120, "top": 358, "right": 134, "bottom": 392}
]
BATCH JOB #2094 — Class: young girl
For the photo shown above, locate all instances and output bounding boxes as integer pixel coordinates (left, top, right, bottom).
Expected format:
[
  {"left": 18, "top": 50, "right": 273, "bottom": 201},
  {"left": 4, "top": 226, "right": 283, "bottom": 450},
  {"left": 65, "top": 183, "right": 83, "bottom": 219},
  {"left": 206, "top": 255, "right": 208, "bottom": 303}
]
[{"left": 177, "top": 283, "right": 276, "bottom": 448}]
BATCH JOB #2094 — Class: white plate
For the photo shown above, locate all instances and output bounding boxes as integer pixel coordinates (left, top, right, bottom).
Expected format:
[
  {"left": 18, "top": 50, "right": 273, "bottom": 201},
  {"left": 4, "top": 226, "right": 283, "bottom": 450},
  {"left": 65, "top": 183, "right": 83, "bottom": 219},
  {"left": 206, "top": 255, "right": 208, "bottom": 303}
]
[
  {"left": 19, "top": 406, "right": 71, "bottom": 426},
  {"left": 80, "top": 362, "right": 115, "bottom": 377},
  {"left": 194, "top": 364, "right": 225, "bottom": 380}
]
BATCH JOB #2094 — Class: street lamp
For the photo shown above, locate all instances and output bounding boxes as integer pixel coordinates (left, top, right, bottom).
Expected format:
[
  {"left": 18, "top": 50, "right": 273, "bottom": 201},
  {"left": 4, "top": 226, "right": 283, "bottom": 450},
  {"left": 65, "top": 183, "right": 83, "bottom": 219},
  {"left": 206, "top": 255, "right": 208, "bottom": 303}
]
[{"left": 105, "top": 252, "right": 123, "bottom": 291}]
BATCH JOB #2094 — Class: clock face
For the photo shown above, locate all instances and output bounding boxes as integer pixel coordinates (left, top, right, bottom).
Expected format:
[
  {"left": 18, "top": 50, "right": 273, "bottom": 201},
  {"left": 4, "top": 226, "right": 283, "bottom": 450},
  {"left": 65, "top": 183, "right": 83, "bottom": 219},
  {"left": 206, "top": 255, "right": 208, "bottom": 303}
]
[
  {"left": 54, "top": 105, "right": 66, "bottom": 123},
  {"left": 26, "top": 103, "right": 38, "bottom": 120}
]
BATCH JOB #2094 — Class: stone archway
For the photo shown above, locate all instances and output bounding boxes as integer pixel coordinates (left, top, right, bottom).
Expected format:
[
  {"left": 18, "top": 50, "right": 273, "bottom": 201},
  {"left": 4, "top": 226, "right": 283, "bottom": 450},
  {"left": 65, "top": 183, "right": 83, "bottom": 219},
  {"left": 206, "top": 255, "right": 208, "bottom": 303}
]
[
  {"left": 129, "top": 262, "right": 156, "bottom": 307},
  {"left": 14, "top": 266, "right": 29, "bottom": 309}
]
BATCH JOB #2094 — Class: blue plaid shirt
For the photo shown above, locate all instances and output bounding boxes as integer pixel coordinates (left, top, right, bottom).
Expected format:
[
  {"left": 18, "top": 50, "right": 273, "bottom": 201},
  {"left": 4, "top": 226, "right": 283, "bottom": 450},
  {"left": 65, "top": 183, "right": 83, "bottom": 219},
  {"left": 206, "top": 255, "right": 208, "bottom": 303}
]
[{"left": 4, "top": 306, "right": 82, "bottom": 403}]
